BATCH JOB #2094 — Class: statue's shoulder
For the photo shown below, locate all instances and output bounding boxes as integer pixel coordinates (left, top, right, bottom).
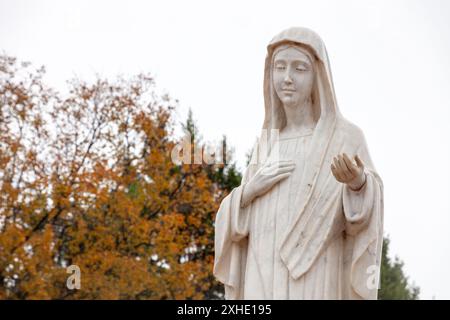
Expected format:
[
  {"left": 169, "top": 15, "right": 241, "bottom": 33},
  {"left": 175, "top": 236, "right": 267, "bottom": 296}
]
[{"left": 335, "top": 117, "right": 366, "bottom": 147}]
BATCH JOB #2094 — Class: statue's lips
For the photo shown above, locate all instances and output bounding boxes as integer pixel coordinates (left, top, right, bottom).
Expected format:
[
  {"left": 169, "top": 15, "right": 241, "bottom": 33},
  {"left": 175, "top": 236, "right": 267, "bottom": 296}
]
[{"left": 282, "top": 89, "right": 296, "bottom": 93}]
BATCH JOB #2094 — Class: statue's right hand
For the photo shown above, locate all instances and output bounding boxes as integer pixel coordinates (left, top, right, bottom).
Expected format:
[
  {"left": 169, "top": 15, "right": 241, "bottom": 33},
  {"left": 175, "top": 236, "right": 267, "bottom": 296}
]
[{"left": 241, "top": 160, "right": 295, "bottom": 207}]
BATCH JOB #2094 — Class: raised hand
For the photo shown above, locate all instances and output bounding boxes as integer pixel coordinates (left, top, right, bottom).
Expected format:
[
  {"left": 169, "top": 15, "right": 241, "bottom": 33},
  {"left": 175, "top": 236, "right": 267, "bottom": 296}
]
[
  {"left": 241, "top": 160, "right": 295, "bottom": 207},
  {"left": 330, "top": 153, "right": 366, "bottom": 191}
]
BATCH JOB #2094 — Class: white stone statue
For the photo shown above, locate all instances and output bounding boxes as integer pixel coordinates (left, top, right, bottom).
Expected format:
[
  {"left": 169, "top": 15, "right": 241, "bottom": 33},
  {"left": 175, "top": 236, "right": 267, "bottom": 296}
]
[{"left": 213, "top": 27, "right": 384, "bottom": 300}]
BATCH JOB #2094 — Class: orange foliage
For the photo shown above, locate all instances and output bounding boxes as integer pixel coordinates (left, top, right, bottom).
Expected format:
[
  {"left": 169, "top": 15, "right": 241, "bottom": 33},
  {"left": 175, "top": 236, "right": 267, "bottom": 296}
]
[{"left": 0, "top": 55, "right": 230, "bottom": 299}]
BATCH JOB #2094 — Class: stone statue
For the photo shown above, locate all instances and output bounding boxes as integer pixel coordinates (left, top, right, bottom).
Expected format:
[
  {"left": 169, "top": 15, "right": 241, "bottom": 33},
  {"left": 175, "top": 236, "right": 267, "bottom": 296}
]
[{"left": 213, "top": 27, "right": 384, "bottom": 300}]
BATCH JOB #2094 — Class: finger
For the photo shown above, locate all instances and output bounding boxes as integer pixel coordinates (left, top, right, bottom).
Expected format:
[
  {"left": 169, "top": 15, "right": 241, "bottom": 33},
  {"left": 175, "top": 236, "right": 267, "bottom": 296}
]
[
  {"left": 331, "top": 161, "right": 346, "bottom": 182},
  {"left": 341, "top": 153, "right": 357, "bottom": 178},
  {"left": 274, "top": 161, "right": 296, "bottom": 168},
  {"left": 334, "top": 156, "right": 349, "bottom": 181},
  {"left": 273, "top": 165, "right": 296, "bottom": 175},
  {"left": 273, "top": 160, "right": 295, "bottom": 167},
  {"left": 341, "top": 155, "right": 355, "bottom": 180},
  {"left": 333, "top": 156, "right": 340, "bottom": 169},
  {"left": 275, "top": 160, "right": 295, "bottom": 164},
  {"left": 265, "top": 163, "right": 295, "bottom": 176},
  {"left": 338, "top": 155, "right": 353, "bottom": 181},
  {"left": 342, "top": 153, "right": 358, "bottom": 176},
  {"left": 267, "top": 160, "right": 294, "bottom": 169},
  {"left": 332, "top": 157, "right": 342, "bottom": 178},
  {"left": 340, "top": 155, "right": 354, "bottom": 180},
  {"left": 331, "top": 164, "right": 344, "bottom": 182},
  {"left": 269, "top": 161, "right": 295, "bottom": 169},
  {"left": 355, "top": 155, "right": 364, "bottom": 169},
  {"left": 271, "top": 172, "right": 292, "bottom": 184}
]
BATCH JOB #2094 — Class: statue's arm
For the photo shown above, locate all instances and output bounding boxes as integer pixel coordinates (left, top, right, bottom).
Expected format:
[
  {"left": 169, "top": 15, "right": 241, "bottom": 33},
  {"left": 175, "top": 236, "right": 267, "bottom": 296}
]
[
  {"left": 342, "top": 172, "right": 374, "bottom": 235},
  {"left": 342, "top": 133, "right": 382, "bottom": 235}
]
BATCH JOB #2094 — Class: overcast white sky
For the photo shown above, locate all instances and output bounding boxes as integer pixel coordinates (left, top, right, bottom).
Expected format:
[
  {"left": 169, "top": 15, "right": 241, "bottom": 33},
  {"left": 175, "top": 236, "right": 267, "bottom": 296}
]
[{"left": 1, "top": 0, "right": 450, "bottom": 299}]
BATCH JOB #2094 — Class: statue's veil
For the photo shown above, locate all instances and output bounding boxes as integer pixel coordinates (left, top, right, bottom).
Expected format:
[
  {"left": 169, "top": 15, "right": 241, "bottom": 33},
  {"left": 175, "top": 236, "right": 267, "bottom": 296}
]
[{"left": 255, "top": 27, "right": 343, "bottom": 165}]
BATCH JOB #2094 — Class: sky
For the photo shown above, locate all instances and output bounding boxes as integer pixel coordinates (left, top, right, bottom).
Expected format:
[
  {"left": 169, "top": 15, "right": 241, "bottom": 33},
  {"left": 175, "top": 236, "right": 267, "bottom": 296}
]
[{"left": 1, "top": 0, "right": 450, "bottom": 299}]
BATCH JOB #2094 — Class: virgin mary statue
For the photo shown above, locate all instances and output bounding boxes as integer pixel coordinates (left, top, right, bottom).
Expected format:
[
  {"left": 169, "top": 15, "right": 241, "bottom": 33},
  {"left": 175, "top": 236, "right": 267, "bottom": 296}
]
[{"left": 213, "top": 27, "right": 384, "bottom": 300}]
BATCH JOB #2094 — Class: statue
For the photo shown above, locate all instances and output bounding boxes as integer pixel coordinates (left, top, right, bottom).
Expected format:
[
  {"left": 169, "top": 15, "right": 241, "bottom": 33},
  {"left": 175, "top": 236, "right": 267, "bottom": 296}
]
[{"left": 213, "top": 27, "right": 384, "bottom": 299}]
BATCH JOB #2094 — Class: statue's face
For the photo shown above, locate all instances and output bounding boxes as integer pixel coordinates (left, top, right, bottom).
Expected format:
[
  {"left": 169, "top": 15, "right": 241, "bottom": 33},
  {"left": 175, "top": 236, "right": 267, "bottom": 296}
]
[{"left": 272, "top": 46, "right": 314, "bottom": 107}]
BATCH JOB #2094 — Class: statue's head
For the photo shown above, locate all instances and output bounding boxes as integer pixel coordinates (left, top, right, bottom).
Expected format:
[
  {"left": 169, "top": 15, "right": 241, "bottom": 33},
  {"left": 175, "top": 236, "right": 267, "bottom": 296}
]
[
  {"left": 263, "top": 27, "right": 340, "bottom": 132},
  {"left": 272, "top": 43, "right": 316, "bottom": 109}
]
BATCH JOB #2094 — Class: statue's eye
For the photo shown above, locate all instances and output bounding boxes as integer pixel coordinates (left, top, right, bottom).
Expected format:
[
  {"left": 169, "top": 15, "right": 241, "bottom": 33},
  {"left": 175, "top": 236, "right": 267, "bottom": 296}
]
[
  {"left": 275, "top": 65, "right": 285, "bottom": 70},
  {"left": 296, "top": 66, "right": 308, "bottom": 72}
]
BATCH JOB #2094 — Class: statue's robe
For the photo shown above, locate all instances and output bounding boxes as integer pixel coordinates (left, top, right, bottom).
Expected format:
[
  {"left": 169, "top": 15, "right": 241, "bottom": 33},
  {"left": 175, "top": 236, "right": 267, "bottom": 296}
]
[
  {"left": 213, "top": 27, "right": 384, "bottom": 300},
  {"left": 213, "top": 118, "right": 383, "bottom": 299}
]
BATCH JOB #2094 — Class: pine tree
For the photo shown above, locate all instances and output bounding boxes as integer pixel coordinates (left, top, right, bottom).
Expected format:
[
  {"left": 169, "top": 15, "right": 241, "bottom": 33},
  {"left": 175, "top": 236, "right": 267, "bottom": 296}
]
[
  {"left": 180, "top": 110, "right": 242, "bottom": 299},
  {"left": 379, "top": 237, "right": 420, "bottom": 299}
]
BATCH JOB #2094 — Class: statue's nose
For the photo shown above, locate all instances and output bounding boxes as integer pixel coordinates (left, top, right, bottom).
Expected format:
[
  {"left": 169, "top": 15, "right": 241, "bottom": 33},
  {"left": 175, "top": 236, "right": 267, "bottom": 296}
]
[{"left": 284, "top": 73, "right": 293, "bottom": 84}]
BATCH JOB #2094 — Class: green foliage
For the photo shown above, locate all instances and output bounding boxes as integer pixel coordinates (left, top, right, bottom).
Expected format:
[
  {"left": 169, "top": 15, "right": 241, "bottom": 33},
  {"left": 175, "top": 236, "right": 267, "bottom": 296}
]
[
  {"left": 207, "top": 135, "right": 242, "bottom": 192},
  {"left": 182, "top": 108, "right": 200, "bottom": 143},
  {"left": 378, "top": 237, "right": 420, "bottom": 299}
]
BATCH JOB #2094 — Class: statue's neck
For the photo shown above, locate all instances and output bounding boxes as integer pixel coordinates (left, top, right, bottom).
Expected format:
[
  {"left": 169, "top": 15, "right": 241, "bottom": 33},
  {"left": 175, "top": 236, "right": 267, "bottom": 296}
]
[{"left": 282, "top": 99, "right": 316, "bottom": 134}]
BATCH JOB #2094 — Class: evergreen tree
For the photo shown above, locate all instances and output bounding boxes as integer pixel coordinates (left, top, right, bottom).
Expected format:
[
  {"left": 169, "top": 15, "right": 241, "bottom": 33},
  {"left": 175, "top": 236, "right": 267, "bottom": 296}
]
[{"left": 379, "top": 237, "right": 420, "bottom": 299}]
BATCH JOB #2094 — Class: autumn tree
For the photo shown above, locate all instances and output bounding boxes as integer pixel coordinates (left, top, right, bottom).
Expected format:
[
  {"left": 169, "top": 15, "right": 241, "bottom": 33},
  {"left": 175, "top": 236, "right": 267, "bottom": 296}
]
[
  {"left": 0, "top": 55, "right": 63, "bottom": 299},
  {"left": 181, "top": 109, "right": 242, "bottom": 299},
  {"left": 0, "top": 54, "right": 235, "bottom": 299}
]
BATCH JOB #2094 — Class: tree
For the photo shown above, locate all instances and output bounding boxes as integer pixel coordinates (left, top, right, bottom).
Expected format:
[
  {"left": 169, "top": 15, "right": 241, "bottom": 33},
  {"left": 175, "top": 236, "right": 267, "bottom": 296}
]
[
  {"left": 378, "top": 237, "right": 420, "bottom": 299},
  {"left": 180, "top": 109, "right": 242, "bottom": 299},
  {"left": 0, "top": 55, "right": 62, "bottom": 299},
  {"left": 0, "top": 55, "right": 231, "bottom": 299}
]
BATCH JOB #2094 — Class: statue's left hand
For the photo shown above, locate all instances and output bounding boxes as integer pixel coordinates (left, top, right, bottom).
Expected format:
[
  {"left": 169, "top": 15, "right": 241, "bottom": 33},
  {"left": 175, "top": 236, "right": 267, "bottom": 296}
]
[{"left": 331, "top": 153, "right": 366, "bottom": 191}]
